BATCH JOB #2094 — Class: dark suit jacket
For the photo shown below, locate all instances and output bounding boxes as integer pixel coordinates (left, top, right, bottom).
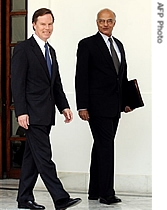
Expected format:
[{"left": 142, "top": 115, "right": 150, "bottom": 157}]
[
  {"left": 75, "top": 32, "right": 128, "bottom": 117},
  {"left": 11, "top": 36, "right": 69, "bottom": 125}
]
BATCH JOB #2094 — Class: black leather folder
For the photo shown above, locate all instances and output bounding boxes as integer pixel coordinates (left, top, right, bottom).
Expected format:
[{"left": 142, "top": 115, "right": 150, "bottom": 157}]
[{"left": 127, "top": 79, "right": 144, "bottom": 109}]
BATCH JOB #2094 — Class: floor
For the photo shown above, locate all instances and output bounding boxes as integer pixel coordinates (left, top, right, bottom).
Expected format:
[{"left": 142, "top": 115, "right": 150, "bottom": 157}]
[{"left": 0, "top": 180, "right": 152, "bottom": 210}]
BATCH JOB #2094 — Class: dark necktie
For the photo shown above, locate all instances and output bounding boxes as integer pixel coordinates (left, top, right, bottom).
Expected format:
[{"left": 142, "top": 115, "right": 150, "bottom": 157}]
[
  {"left": 44, "top": 43, "right": 52, "bottom": 77},
  {"left": 108, "top": 38, "right": 120, "bottom": 74}
]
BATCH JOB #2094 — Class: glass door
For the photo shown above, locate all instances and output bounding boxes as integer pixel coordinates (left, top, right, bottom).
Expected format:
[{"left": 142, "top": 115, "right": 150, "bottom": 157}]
[{"left": 5, "top": 0, "right": 27, "bottom": 178}]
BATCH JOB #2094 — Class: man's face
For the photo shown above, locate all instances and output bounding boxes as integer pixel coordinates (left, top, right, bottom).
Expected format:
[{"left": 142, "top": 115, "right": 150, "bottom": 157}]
[
  {"left": 33, "top": 14, "right": 53, "bottom": 42},
  {"left": 96, "top": 10, "right": 116, "bottom": 37}
]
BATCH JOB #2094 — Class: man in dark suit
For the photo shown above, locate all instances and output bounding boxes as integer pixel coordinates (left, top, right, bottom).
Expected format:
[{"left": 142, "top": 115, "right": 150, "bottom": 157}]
[
  {"left": 11, "top": 8, "right": 81, "bottom": 210},
  {"left": 75, "top": 8, "right": 132, "bottom": 205}
]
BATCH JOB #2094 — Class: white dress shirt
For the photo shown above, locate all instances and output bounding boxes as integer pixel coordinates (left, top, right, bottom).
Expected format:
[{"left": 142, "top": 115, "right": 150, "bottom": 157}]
[
  {"left": 99, "top": 32, "right": 121, "bottom": 63},
  {"left": 33, "top": 34, "right": 52, "bottom": 63}
]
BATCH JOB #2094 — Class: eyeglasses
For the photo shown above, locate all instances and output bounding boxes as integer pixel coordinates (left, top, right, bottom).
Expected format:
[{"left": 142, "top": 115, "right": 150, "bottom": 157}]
[{"left": 97, "top": 19, "right": 115, "bottom": 25}]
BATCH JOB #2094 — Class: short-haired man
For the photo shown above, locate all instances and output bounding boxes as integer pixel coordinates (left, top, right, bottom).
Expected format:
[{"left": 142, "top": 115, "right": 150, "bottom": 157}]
[{"left": 11, "top": 8, "right": 81, "bottom": 210}]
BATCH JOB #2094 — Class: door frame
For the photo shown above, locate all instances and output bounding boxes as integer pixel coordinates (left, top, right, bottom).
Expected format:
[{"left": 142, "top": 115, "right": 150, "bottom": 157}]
[
  {"left": 5, "top": 0, "right": 27, "bottom": 178},
  {"left": 0, "top": 0, "right": 27, "bottom": 179},
  {"left": 0, "top": 0, "right": 2, "bottom": 178}
]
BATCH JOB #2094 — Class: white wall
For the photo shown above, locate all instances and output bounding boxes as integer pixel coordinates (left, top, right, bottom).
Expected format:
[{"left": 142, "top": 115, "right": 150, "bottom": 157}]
[{"left": 28, "top": 0, "right": 152, "bottom": 194}]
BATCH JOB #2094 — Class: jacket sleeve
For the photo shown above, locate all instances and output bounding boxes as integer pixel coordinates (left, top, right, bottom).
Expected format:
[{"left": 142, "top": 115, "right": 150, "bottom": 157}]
[
  {"left": 50, "top": 47, "right": 70, "bottom": 113},
  {"left": 120, "top": 43, "right": 129, "bottom": 111},
  {"left": 53, "top": 68, "right": 70, "bottom": 113},
  {"left": 75, "top": 40, "right": 90, "bottom": 110}
]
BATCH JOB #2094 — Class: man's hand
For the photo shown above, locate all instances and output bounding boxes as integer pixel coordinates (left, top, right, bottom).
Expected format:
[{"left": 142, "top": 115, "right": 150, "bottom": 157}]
[
  {"left": 124, "top": 106, "right": 133, "bottom": 113},
  {"left": 18, "top": 114, "right": 29, "bottom": 129},
  {"left": 78, "top": 110, "right": 90, "bottom": 121},
  {"left": 62, "top": 108, "right": 73, "bottom": 123}
]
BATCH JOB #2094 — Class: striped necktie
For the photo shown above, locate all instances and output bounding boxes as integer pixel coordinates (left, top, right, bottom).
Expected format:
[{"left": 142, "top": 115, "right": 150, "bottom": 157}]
[
  {"left": 108, "top": 38, "right": 120, "bottom": 74},
  {"left": 44, "top": 43, "right": 52, "bottom": 77}
]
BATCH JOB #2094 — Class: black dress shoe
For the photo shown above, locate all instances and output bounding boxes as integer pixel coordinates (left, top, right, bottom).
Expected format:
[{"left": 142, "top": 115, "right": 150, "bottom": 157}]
[
  {"left": 18, "top": 201, "right": 45, "bottom": 209},
  {"left": 56, "top": 198, "right": 82, "bottom": 210},
  {"left": 100, "top": 196, "right": 122, "bottom": 205}
]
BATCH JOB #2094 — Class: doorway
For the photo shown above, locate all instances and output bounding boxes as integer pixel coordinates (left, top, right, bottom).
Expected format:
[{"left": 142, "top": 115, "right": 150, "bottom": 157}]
[{"left": 0, "top": 0, "right": 27, "bottom": 179}]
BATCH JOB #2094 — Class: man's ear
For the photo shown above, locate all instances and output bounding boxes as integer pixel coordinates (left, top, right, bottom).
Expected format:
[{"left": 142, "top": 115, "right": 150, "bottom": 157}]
[{"left": 32, "top": 22, "right": 36, "bottom": 31}]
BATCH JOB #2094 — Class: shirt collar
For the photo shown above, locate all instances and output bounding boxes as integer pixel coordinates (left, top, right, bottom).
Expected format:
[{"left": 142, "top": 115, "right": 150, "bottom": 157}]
[
  {"left": 33, "top": 34, "right": 46, "bottom": 48},
  {"left": 99, "top": 31, "right": 113, "bottom": 43}
]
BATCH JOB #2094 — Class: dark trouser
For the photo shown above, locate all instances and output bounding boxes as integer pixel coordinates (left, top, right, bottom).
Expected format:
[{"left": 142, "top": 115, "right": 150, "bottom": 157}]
[
  {"left": 17, "top": 125, "right": 69, "bottom": 205},
  {"left": 88, "top": 116, "right": 119, "bottom": 198}
]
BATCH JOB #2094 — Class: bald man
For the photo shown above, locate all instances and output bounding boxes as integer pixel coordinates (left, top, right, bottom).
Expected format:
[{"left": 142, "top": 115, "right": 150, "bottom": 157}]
[{"left": 75, "top": 8, "right": 132, "bottom": 205}]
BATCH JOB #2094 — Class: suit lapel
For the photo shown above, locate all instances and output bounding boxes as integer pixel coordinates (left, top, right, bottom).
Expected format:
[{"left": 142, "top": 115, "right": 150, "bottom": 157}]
[
  {"left": 113, "top": 37, "right": 124, "bottom": 75},
  {"left": 30, "top": 36, "right": 51, "bottom": 80},
  {"left": 49, "top": 45, "right": 57, "bottom": 84},
  {"left": 95, "top": 33, "right": 124, "bottom": 75},
  {"left": 94, "top": 32, "right": 113, "bottom": 67}
]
